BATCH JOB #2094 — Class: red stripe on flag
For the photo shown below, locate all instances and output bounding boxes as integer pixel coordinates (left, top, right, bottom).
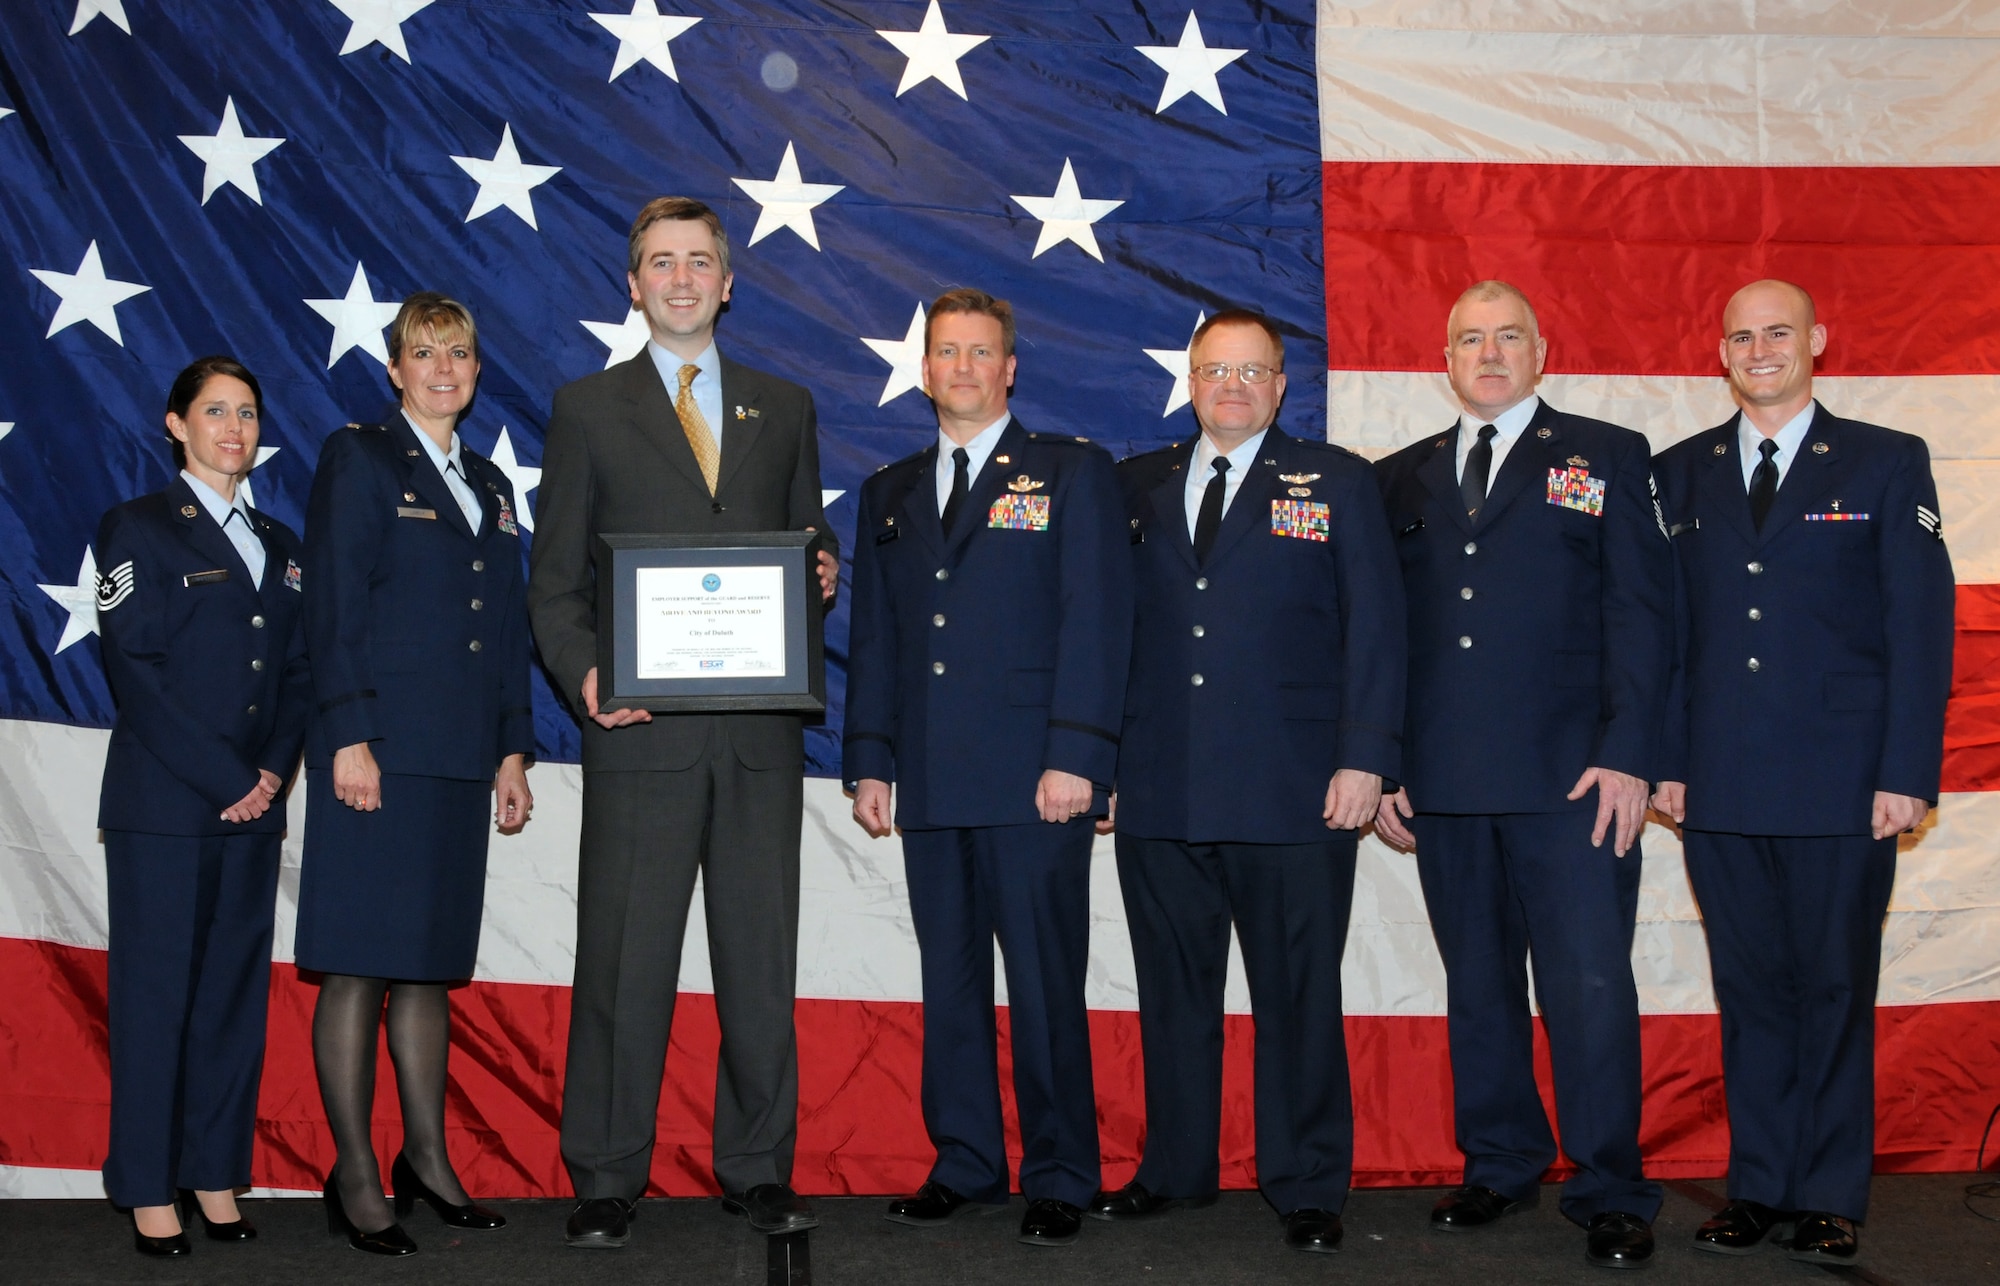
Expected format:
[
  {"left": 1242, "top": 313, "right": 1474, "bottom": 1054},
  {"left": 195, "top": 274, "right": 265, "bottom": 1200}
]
[
  {"left": 4, "top": 937, "right": 1996, "bottom": 1194},
  {"left": 1945, "top": 584, "right": 2000, "bottom": 793},
  {"left": 1321, "top": 161, "right": 2000, "bottom": 377}
]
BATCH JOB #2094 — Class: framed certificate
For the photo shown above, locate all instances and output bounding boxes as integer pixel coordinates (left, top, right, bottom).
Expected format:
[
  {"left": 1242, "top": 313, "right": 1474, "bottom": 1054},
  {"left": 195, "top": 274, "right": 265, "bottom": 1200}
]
[{"left": 594, "top": 532, "right": 826, "bottom": 713}]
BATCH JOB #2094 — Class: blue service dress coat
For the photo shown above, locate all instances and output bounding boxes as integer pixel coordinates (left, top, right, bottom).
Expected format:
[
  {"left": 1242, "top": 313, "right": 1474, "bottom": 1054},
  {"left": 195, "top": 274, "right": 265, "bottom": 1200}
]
[
  {"left": 842, "top": 418, "right": 1132, "bottom": 826},
  {"left": 1652, "top": 402, "right": 1954, "bottom": 1221},
  {"left": 1115, "top": 426, "right": 1405, "bottom": 841},
  {"left": 93, "top": 476, "right": 310, "bottom": 1207},
  {"left": 295, "top": 417, "right": 534, "bottom": 981}
]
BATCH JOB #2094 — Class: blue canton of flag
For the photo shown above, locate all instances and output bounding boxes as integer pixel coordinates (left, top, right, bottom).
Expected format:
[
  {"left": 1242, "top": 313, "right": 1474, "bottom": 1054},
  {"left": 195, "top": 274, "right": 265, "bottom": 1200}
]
[{"left": 0, "top": 0, "right": 1324, "bottom": 773}]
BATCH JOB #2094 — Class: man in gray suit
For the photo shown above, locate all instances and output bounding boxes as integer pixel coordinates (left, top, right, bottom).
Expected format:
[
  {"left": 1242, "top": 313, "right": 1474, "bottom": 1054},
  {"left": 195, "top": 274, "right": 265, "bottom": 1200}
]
[{"left": 529, "top": 196, "right": 839, "bottom": 1247}]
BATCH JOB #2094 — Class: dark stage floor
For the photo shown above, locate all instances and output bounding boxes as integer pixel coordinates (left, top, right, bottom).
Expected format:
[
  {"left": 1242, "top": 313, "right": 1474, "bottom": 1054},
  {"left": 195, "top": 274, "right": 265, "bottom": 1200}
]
[{"left": 5, "top": 1175, "right": 1997, "bottom": 1285}]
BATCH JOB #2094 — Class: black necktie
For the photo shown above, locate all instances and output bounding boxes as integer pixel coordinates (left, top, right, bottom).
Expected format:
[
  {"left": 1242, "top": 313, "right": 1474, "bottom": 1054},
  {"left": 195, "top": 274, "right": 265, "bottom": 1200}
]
[
  {"left": 1748, "top": 438, "right": 1780, "bottom": 530},
  {"left": 1460, "top": 423, "right": 1498, "bottom": 519},
  {"left": 1193, "top": 456, "right": 1230, "bottom": 565},
  {"left": 941, "top": 447, "right": 970, "bottom": 536}
]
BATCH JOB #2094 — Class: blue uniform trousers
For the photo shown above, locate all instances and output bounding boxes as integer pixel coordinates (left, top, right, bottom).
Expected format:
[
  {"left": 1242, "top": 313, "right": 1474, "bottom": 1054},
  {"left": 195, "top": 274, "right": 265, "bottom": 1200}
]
[
  {"left": 1411, "top": 810, "right": 1661, "bottom": 1224},
  {"left": 1115, "top": 834, "right": 1357, "bottom": 1214},
  {"left": 1681, "top": 830, "right": 1896, "bottom": 1221},
  {"left": 102, "top": 830, "right": 279, "bottom": 1208},
  {"left": 901, "top": 818, "right": 1099, "bottom": 1208}
]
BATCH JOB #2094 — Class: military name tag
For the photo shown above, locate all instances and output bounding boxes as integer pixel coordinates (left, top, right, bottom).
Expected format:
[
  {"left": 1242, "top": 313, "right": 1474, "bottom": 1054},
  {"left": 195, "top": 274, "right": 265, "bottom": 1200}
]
[
  {"left": 397, "top": 505, "right": 438, "bottom": 520},
  {"left": 988, "top": 494, "right": 1050, "bottom": 530},
  {"left": 183, "top": 568, "right": 230, "bottom": 586},
  {"left": 1547, "top": 467, "right": 1606, "bottom": 517},
  {"left": 1271, "top": 498, "right": 1329, "bottom": 541}
]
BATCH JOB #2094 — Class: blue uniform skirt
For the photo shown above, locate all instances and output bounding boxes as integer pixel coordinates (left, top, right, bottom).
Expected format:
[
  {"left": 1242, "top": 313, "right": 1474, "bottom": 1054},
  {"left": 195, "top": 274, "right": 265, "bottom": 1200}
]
[{"left": 295, "top": 770, "right": 491, "bottom": 981}]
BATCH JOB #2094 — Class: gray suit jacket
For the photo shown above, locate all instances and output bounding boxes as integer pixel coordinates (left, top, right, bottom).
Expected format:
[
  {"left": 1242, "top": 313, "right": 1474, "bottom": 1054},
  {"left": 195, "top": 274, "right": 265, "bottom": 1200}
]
[{"left": 528, "top": 349, "right": 835, "bottom": 772}]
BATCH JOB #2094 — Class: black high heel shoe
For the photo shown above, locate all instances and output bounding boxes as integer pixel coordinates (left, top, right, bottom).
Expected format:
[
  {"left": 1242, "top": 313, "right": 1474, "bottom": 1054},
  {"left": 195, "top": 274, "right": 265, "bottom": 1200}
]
[
  {"left": 323, "top": 1175, "right": 419, "bottom": 1255},
  {"left": 391, "top": 1152, "right": 506, "bottom": 1229},
  {"left": 177, "top": 1188, "right": 257, "bottom": 1241},
  {"left": 130, "top": 1209, "right": 191, "bottom": 1258}
]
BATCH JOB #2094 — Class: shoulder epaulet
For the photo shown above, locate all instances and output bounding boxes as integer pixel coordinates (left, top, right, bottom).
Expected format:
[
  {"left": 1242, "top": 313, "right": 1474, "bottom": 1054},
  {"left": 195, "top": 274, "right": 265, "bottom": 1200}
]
[
  {"left": 1118, "top": 442, "right": 1181, "bottom": 466},
  {"left": 1025, "top": 432, "right": 1097, "bottom": 447},
  {"left": 347, "top": 422, "right": 388, "bottom": 432},
  {"left": 1293, "top": 437, "right": 1359, "bottom": 460}
]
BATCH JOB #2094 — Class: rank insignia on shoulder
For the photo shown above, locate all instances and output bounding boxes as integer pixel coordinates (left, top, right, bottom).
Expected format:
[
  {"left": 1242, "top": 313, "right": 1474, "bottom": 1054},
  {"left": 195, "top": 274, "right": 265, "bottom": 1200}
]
[
  {"left": 1278, "top": 472, "right": 1321, "bottom": 485},
  {"left": 497, "top": 496, "right": 518, "bottom": 535},
  {"left": 180, "top": 504, "right": 198, "bottom": 517},
  {"left": 1536, "top": 427, "right": 1553, "bottom": 439},
  {"left": 988, "top": 494, "right": 1050, "bottom": 530},
  {"left": 1271, "top": 498, "right": 1329, "bottom": 541},
  {"left": 1006, "top": 474, "right": 1045, "bottom": 492},
  {"left": 284, "top": 560, "right": 303, "bottom": 592},
  {"left": 96, "top": 560, "right": 135, "bottom": 612},
  {"left": 1547, "top": 466, "right": 1606, "bottom": 516},
  {"left": 1076, "top": 436, "right": 1089, "bottom": 443},
  {"left": 1812, "top": 442, "right": 1830, "bottom": 454},
  {"left": 1918, "top": 504, "right": 1943, "bottom": 540},
  {"left": 1287, "top": 486, "right": 1313, "bottom": 498},
  {"left": 1566, "top": 455, "right": 1589, "bottom": 468}
]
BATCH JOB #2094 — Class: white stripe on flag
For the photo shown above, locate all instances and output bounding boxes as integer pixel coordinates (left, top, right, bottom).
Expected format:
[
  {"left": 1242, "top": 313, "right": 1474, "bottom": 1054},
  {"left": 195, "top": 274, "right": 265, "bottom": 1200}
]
[{"left": 1317, "top": 1, "right": 2000, "bottom": 165}]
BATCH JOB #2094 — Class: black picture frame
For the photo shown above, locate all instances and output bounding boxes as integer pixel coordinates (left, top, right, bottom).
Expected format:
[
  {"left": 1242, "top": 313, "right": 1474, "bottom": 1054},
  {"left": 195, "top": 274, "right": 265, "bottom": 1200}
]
[{"left": 594, "top": 531, "right": 825, "bottom": 713}]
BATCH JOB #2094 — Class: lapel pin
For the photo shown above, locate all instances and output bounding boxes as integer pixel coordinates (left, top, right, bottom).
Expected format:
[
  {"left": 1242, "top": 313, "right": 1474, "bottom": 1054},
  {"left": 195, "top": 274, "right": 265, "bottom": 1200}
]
[
  {"left": 1713, "top": 443, "right": 1728, "bottom": 456},
  {"left": 1832, "top": 499, "right": 1841, "bottom": 511},
  {"left": 994, "top": 454, "right": 1011, "bottom": 465},
  {"left": 1006, "top": 474, "right": 1045, "bottom": 492},
  {"left": 1262, "top": 458, "right": 1277, "bottom": 466},
  {"left": 406, "top": 448, "right": 420, "bottom": 457},
  {"left": 404, "top": 491, "right": 416, "bottom": 502},
  {"left": 1813, "top": 442, "right": 1830, "bottom": 454},
  {"left": 1566, "top": 455, "right": 1589, "bottom": 468},
  {"left": 1436, "top": 436, "right": 1448, "bottom": 449},
  {"left": 1536, "top": 427, "right": 1553, "bottom": 439},
  {"left": 180, "top": 504, "right": 198, "bottom": 517},
  {"left": 734, "top": 405, "right": 746, "bottom": 420},
  {"left": 1288, "top": 486, "right": 1313, "bottom": 497}
]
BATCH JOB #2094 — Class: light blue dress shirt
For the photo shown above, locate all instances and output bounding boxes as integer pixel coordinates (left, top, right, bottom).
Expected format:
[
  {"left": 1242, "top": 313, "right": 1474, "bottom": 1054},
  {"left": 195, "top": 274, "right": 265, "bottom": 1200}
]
[
  {"left": 1183, "top": 427, "right": 1270, "bottom": 538},
  {"left": 181, "top": 470, "right": 265, "bottom": 588},
  {"left": 406, "top": 412, "right": 484, "bottom": 534},
  {"left": 934, "top": 413, "right": 1012, "bottom": 514},
  {"left": 1455, "top": 394, "right": 1541, "bottom": 492},
  {"left": 1736, "top": 402, "right": 1815, "bottom": 491},
  {"left": 648, "top": 339, "right": 724, "bottom": 451}
]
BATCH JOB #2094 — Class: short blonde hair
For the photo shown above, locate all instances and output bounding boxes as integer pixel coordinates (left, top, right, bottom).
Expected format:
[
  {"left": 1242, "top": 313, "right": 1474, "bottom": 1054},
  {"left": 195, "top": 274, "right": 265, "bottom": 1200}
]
[{"left": 388, "top": 291, "right": 479, "bottom": 365}]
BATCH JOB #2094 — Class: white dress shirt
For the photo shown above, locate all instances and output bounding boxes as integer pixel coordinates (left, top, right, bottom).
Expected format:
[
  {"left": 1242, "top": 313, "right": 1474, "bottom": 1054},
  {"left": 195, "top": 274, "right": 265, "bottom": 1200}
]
[
  {"left": 648, "top": 339, "right": 724, "bottom": 449},
  {"left": 1736, "top": 402, "right": 1816, "bottom": 491},
  {"left": 407, "top": 412, "right": 484, "bottom": 534},
  {"left": 935, "top": 414, "right": 1012, "bottom": 514},
  {"left": 1183, "top": 428, "right": 1269, "bottom": 540},
  {"left": 181, "top": 470, "right": 265, "bottom": 588},
  {"left": 1454, "top": 395, "right": 1540, "bottom": 493}
]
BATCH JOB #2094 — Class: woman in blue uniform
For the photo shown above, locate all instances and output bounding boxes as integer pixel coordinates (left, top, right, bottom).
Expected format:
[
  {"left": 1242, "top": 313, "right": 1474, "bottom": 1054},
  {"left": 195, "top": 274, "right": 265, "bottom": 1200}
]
[
  {"left": 95, "top": 355, "right": 310, "bottom": 1257},
  {"left": 297, "top": 293, "right": 534, "bottom": 1255}
]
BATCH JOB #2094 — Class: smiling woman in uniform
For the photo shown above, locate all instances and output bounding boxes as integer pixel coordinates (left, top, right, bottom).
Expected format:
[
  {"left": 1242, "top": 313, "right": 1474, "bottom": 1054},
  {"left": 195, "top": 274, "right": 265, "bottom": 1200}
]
[
  {"left": 296, "top": 293, "right": 533, "bottom": 1255},
  {"left": 93, "top": 355, "right": 310, "bottom": 1257}
]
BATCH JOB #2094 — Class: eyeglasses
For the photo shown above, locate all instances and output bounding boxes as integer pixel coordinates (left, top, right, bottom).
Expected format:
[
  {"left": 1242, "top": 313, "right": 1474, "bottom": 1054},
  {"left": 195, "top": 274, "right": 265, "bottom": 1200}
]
[{"left": 1192, "top": 362, "right": 1281, "bottom": 384}]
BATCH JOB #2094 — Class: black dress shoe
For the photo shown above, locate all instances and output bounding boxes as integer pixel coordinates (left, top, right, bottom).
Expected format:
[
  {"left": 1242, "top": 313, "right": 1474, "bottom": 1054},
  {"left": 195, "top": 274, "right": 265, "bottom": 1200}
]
[
  {"left": 1787, "top": 1211, "right": 1859, "bottom": 1266},
  {"left": 178, "top": 1189, "right": 256, "bottom": 1241},
  {"left": 1018, "top": 1198, "right": 1084, "bottom": 1247},
  {"left": 1430, "top": 1184, "right": 1534, "bottom": 1231},
  {"left": 1693, "top": 1199, "right": 1793, "bottom": 1255},
  {"left": 1585, "top": 1210, "right": 1654, "bottom": 1269},
  {"left": 131, "top": 1214, "right": 192, "bottom": 1259},
  {"left": 565, "top": 1197, "right": 635, "bottom": 1248},
  {"left": 721, "top": 1183, "right": 820, "bottom": 1235},
  {"left": 323, "top": 1178, "right": 419, "bottom": 1256},
  {"left": 1086, "top": 1181, "right": 1219, "bottom": 1222},
  {"left": 1282, "top": 1208, "right": 1343, "bottom": 1253},
  {"left": 886, "top": 1180, "right": 987, "bottom": 1226},
  {"left": 391, "top": 1153, "right": 506, "bottom": 1230}
]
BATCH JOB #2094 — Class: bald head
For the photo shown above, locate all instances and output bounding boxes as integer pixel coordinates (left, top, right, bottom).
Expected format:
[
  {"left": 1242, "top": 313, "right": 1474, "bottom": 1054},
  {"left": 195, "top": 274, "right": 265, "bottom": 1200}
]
[{"left": 1719, "top": 279, "right": 1825, "bottom": 428}]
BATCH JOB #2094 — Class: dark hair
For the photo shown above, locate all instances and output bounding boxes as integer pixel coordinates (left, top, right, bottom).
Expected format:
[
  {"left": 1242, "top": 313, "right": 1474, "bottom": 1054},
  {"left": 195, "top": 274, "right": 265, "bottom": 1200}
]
[
  {"left": 164, "top": 355, "right": 263, "bottom": 471},
  {"left": 627, "top": 196, "right": 730, "bottom": 277},
  {"left": 1190, "top": 309, "right": 1285, "bottom": 368},
  {"left": 925, "top": 287, "right": 1017, "bottom": 358}
]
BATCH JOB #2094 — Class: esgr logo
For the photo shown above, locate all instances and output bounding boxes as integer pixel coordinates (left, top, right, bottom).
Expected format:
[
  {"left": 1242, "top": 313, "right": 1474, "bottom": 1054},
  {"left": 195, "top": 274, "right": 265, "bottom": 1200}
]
[{"left": 702, "top": 573, "right": 721, "bottom": 592}]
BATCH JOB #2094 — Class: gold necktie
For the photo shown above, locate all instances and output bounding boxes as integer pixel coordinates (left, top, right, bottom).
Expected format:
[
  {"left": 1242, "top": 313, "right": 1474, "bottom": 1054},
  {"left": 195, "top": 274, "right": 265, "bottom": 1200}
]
[{"left": 676, "top": 363, "right": 720, "bottom": 495}]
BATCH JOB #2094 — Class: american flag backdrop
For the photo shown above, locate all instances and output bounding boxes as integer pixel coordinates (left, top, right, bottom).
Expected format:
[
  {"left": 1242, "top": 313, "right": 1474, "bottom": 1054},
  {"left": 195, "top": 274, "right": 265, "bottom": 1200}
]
[{"left": 1, "top": 0, "right": 1996, "bottom": 1199}]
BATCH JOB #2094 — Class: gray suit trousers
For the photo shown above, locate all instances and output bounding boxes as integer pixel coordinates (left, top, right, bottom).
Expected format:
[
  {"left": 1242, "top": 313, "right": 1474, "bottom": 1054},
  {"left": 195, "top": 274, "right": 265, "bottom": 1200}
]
[{"left": 559, "top": 718, "right": 803, "bottom": 1198}]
